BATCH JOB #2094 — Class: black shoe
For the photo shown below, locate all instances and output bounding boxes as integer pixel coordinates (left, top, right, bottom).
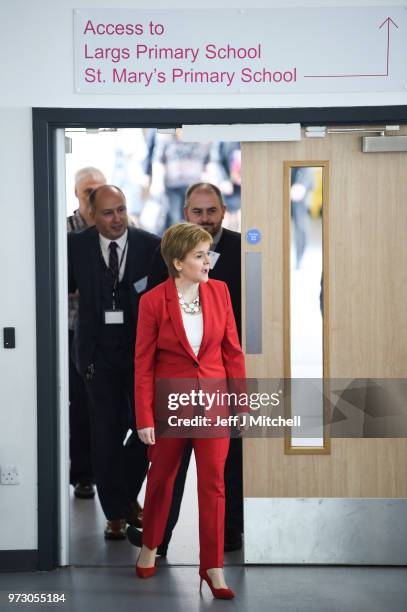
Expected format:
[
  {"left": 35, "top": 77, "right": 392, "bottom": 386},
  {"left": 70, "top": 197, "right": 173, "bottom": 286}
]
[
  {"left": 126, "top": 526, "right": 168, "bottom": 557},
  {"left": 74, "top": 482, "right": 95, "bottom": 499},
  {"left": 224, "top": 529, "right": 242, "bottom": 552},
  {"left": 127, "top": 525, "right": 143, "bottom": 547},
  {"left": 157, "top": 543, "right": 168, "bottom": 557}
]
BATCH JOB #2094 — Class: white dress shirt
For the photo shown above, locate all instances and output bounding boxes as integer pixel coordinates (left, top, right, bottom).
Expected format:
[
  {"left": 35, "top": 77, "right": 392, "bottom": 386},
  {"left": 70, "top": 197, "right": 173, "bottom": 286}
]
[
  {"left": 181, "top": 311, "right": 203, "bottom": 356},
  {"left": 99, "top": 229, "right": 128, "bottom": 282}
]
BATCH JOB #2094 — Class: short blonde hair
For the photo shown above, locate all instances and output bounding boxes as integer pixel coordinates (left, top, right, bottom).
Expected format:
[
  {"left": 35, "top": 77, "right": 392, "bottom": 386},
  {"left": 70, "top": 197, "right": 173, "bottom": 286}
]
[{"left": 161, "top": 223, "right": 212, "bottom": 278}]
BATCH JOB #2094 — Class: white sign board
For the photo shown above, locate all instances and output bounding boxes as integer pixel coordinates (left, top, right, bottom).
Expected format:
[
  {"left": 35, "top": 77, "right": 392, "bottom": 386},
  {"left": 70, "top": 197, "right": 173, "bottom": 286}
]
[{"left": 74, "top": 8, "right": 406, "bottom": 95}]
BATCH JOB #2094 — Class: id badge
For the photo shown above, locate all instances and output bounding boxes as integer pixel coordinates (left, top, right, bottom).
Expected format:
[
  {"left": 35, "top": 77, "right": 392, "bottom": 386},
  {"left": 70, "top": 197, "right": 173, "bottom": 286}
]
[
  {"left": 104, "top": 310, "right": 124, "bottom": 324},
  {"left": 133, "top": 276, "right": 148, "bottom": 294}
]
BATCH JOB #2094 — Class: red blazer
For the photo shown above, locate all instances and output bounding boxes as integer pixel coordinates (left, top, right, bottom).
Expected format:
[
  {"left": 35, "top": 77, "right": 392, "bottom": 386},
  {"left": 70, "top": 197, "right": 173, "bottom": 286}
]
[{"left": 135, "top": 277, "right": 246, "bottom": 430}]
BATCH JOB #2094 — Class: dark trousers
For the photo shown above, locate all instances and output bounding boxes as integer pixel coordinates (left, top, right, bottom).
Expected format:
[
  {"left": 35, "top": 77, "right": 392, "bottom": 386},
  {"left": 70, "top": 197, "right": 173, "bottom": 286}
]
[
  {"left": 69, "top": 330, "right": 93, "bottom": 486},
  {"left": 84, "top": 356, "right": 148, "bottom": 520},
  {"left": 224, "top": 437, "right": 243, "bottom": 533},
  {"left": 161, "top": 437, "right": 243, "bottom": 547}
]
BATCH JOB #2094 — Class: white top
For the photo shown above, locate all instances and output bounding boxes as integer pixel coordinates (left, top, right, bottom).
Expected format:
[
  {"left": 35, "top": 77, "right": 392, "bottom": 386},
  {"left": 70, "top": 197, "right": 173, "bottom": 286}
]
[
  {"left": 181, "top": 311, "right": 203, "bottom": 356},
  {"left": 99, "top": 229, "right": 128, "bottom": 282}
]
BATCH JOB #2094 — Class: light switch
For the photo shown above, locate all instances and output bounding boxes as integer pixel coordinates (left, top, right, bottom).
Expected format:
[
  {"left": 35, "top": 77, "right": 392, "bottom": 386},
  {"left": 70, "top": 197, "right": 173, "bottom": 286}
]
[{"left": 3, "top": 327, "right": 15, "bottom": 349}]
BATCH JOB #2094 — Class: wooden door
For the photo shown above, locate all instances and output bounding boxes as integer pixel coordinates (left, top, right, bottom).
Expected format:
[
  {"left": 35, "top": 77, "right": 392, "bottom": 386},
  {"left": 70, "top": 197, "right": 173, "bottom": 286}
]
[{"left": 241, "top": 127, "right": 407, "bottom": 546}]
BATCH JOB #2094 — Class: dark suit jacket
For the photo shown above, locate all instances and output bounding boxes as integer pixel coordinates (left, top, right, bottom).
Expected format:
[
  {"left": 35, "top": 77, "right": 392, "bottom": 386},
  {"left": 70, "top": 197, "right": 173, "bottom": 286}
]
[
  {"left": 68, "top": 225, "right": 160, "bottom": 376},
  {"left": 147, "top": 227, "right": 242, "bottom": 338}
]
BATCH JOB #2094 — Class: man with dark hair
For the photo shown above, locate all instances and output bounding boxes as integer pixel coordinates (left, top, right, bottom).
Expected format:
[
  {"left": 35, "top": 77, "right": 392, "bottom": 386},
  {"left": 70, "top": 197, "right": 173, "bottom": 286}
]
[
  {"left": 147, "top": 182, "right": 241, "bottom": 336},
  {"left": 68, "top": 185, "right": 160, "bottom": 540},
  {"left": 128, "top": 182, "right": 243, "bottom": 554}
]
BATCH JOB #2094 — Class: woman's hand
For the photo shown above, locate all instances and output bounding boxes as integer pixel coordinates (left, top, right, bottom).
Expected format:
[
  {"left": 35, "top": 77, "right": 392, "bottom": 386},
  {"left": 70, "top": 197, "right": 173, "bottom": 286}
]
[{"left": 137, "top": 427, "right": 156, "bottom": 445}]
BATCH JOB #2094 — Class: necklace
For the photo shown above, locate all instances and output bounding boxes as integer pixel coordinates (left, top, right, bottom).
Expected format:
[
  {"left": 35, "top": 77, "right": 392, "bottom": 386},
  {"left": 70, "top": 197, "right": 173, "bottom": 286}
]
[{"left": 177, "top": 290, "right": 201, "bottom": 314}]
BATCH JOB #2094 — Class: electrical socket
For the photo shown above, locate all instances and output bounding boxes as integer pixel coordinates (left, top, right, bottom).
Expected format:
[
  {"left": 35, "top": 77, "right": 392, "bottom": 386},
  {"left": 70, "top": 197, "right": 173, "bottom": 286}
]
[{"left": 0, "top": 464, "right": 20, "bottom": 485}]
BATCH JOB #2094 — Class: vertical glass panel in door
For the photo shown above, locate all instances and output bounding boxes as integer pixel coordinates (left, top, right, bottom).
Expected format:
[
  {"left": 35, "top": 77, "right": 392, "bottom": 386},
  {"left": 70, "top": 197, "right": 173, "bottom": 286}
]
[{"left": 290, "top": 166, "right": 323, "bottom": 448}]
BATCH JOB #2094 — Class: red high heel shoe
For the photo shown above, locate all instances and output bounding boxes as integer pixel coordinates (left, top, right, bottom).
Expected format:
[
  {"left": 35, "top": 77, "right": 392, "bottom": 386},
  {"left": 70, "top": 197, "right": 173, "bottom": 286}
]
[
  {"left": 199, "top": 569, "right": 235, "bottom": 599},
  {"left": 136, "top": 565, "right": 156, "bottom": 579},
  {"left": 136, "top": 552, "right": 156, "bottom": 579}
]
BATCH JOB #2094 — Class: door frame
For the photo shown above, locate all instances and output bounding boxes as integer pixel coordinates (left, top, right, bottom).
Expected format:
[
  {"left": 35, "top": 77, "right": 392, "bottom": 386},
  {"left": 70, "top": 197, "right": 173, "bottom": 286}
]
[{"left": 33, "top": 105, "right": 407, "bottom": 570}]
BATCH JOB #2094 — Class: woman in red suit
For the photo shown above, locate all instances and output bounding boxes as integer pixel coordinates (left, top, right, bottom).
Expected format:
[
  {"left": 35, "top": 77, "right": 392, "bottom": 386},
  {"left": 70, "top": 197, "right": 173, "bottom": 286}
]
[{"left": 135, "top": 222, "right": 246, "bottom": 599}]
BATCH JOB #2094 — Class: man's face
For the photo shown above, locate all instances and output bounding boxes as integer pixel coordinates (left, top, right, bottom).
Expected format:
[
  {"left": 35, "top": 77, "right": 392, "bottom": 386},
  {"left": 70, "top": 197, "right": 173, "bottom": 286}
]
[
  {"left": 184, "top": 190, "right": 226, "bottom": 237},
  {"left": 75, "top": 175, "right": 106, "bottom": 211},
  {"left": 91, "top": 187, "right": 128, "bottom": 240}
]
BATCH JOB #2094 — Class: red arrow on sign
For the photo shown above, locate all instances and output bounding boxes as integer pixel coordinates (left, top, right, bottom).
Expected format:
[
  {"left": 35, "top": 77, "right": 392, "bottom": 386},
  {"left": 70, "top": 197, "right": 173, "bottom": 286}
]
[{"left": 304, "top": 17, "right": 399, "bottom": 78}]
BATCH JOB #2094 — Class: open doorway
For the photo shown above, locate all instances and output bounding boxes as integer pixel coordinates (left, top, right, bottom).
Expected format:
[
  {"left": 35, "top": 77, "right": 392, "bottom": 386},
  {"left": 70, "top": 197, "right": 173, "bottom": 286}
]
[
  {"left": 33, "top": 107, "right": 407, "bottom": 571},
  {"left": 64, "top": 127, "right": 243, "bottom": 566}
]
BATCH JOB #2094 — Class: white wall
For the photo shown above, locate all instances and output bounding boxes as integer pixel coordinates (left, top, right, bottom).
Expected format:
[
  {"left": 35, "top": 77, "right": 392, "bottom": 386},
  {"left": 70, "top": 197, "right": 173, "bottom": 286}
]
[
  {"left": 0, "top": 0, "right": 405, "bottom": 552},
  {"left": 2, "top": 0, "right": 407, "bottom": 109},
  {"left": 0, "top": 108, "right": 38, "bottom": 549}
]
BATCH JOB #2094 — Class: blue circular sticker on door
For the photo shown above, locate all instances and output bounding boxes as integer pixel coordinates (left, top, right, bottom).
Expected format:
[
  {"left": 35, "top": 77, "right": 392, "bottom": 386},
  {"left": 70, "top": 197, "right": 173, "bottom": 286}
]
[{"left": 246, "top": 228, "right": 262, "bottom": 245}]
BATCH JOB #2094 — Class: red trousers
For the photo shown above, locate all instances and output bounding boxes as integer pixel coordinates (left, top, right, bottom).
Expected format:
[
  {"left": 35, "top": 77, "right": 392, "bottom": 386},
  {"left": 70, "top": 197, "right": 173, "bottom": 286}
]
[{"left": 143, "top": 437, "right": 230, "bottom": 570}]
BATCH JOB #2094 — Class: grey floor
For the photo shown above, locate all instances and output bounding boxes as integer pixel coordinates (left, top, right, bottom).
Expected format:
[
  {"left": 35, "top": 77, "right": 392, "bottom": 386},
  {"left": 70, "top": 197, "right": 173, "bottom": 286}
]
[
  {"left": 4, "top": 435, "right": 404, "bottom": 610},
  {"left": 1, "top": 566, "right": 407, "bottom": 612},
  {"left": 61, "top": 471, "right": 407, "bottom": 611}
]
